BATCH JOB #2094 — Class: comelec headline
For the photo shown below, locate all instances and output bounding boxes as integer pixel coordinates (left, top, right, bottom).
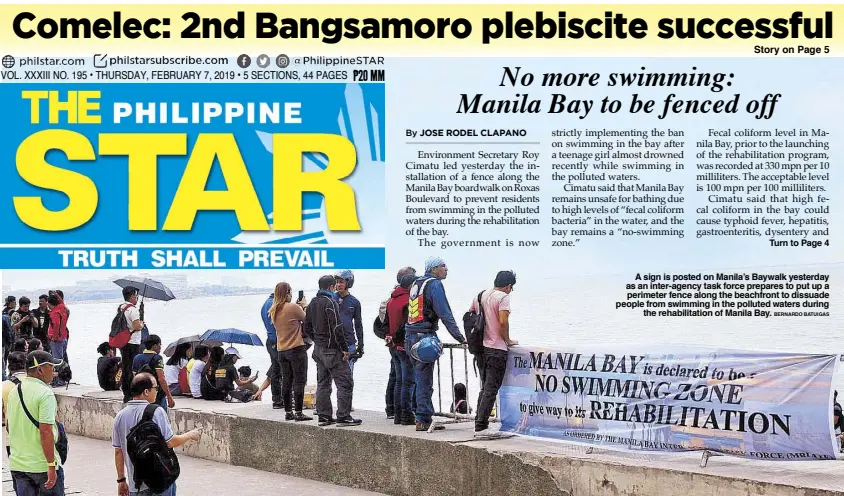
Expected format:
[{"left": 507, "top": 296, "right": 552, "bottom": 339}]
[{"left": 11, "top": 11, "right": 834, "bottom": 45}]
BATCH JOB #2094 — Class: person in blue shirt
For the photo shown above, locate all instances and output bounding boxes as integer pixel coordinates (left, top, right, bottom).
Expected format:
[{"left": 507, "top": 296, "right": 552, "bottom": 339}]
[
  {"left": 334, "top": 270, "right": 364, "bottom": 375},
  {"left": 260, "top": 293, "right": 284, "bottom": 409},
  {"left": 404, "top": 257, "right": 466, "bottom": 431}
]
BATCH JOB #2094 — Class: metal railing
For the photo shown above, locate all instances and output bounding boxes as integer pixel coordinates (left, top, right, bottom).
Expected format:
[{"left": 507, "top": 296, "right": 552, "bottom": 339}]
[{"left": 429, "top": 343, "right": 500, "bottom": 432}]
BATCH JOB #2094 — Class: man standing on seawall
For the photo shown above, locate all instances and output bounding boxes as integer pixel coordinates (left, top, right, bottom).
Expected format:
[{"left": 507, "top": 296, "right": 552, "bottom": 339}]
[
  {"left": 334, "top": 270, "right": 364, "bottom": 375},
  {"left": 304, "top": 275, "right": 361, "bottom": 427},
  {"left": 46, "top": 294, "right": 68, "bottom": 385},
  {"left": 119, "top": 287, "right": 145, "bottom": 403},
  {"left": 31, "top": 295, "right": 51, "bottom": 344},
  {"left": 471, "top": 271, "right": 518, "bottom": 433},
  {"left": 405, "top": 257, "right": 466, "bottom": 431},
  {"left": 260, "top": 293, "right": 284, "bottom": 409}
]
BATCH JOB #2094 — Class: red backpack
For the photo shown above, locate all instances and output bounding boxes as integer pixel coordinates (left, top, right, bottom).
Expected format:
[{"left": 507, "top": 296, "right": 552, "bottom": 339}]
[{"left": 108, "top": 303, "right": 134, "bottom": 348}]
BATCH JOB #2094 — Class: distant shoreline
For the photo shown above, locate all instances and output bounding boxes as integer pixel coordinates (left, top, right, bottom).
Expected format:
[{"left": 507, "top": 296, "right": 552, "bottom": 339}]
[{"left": 9, "top": 289, "right": 274, "bottom": 306}]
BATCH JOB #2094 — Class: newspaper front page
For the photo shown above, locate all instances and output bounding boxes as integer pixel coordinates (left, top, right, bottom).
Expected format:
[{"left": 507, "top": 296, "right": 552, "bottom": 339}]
[{"left": 0, "top": 3, "right": 841, "bottom": 494}]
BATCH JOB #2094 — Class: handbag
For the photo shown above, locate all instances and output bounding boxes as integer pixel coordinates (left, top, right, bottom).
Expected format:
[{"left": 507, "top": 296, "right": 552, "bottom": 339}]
[{"left": 16, "top": 382, "right": 68, "bottom": 464}]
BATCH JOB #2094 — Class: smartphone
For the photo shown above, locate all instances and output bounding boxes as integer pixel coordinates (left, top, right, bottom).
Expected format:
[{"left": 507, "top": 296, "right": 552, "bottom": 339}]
[{"left": 298, "top": 290, "right": 305, "bottom": 302}]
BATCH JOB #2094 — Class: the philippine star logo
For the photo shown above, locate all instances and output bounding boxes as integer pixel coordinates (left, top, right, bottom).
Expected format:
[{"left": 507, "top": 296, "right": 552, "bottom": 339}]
[{"left": 233, "top": 83, "right": 385, "bottom": 246}]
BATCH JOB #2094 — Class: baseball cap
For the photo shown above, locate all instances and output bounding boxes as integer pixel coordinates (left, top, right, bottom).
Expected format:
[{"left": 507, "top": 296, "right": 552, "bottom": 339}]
[
  {"left": 225, "top": 347, "right": 242, "bottom": 359},
  {"left": 5, "top": 295, "right": 15, "bottom": 304},
  {"left": 27, "top": 350, "right": 63, "bottom": 369}
]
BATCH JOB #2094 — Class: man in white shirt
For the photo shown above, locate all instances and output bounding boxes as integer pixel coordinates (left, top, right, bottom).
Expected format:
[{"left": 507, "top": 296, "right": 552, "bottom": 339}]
[
  {"left": 188, "top": 345, "right": 210, "bottom": 398},
  {"left": 119, "top": 286, "right": 145, "bottom": 403}
]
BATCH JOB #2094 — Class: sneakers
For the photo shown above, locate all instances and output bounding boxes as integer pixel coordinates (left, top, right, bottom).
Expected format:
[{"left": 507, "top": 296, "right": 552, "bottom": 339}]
[
  {"left": 285, "top": 412, "right": 295, "bottom": 421},
  {"left": 294, "top": 412, "right": 313, "bottom": 422},
  {"left": 335, "top": 416, "right": 362, "bottom": 427},
  {"left": 272, "top": 403, "right": 283, "bottom": 410},
  {"left": 416, "top": 422, "right": 444, "bottom": 431},
  {"left": 393, "top": 415, "right": 402, "bottom": 425},
  {"left": 475, "top": 424, "right": 489, "bottom": 433},
  {"left": 318, "top": 415, "right": 335, "bottom": 427},
  {"left": 401, "top": 416, "right": 416, "bottom": 426}
]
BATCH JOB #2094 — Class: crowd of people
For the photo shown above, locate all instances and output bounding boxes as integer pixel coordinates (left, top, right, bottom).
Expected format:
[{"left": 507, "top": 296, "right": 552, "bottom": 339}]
[
  {"left": 1, "top": 257, "right": 520, "bottom": 494},
  {"left": 246, "top": 258, "right": 518, "bottom": 432},
  {"left": 4, "top": 258, "right": 844, "bottom": 494}
]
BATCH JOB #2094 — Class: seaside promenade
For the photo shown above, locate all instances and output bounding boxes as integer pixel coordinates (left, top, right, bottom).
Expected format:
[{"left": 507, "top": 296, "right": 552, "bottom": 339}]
[
  {"left": 2, "top": 435, "right": 385, "bottom": 495},
  {"left": 51, "top": 385, "right": 843, "bottom": 496}
]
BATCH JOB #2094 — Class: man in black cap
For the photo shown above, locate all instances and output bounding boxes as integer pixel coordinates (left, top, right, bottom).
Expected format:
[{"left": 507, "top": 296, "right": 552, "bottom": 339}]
[{"left": 6, "top": 350, "right": 65, "bottom": 495}]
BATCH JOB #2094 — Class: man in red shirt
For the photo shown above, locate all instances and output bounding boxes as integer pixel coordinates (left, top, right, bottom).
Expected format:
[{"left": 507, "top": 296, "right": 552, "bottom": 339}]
[
  {"left": 46, "top": 294, "right": 68, "bottom": 385},
  {"left": 386, "top": 267, "right": 418, "bottom": 426}
]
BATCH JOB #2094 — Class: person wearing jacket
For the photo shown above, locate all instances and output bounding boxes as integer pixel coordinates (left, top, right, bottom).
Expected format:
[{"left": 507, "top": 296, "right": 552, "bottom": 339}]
[
  {"left": 386, "top": 267, "right": 418, "bottom": 426},
  {"left": 334, "top": 270, "right": 364, "bottom": 375},
  {"left": 260, "top": 293, "right": 284, "bottom": 409},
  {"left": 303, "top": 275, "right": 361, "bottom": 427},
  {"left": 405, "top": 257, "right": 466, "bottom": 431},
  {"left": 1, "top": 313, "right": 12, "bottom": 381},
  {"left": 46, "top": 294, "right": 68, "bottom": 385}
]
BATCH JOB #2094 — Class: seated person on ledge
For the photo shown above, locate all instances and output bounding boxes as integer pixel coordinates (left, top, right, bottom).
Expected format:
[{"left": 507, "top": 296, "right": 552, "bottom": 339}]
[
  {"left": 238, "top": 366, "right": 259, "bottom": 395},
  {"left": 97, "top": 341, "right": 121, "bottom": 391},
  {"left": 211, "top": 347, "right": 258, "bottom": 402}
]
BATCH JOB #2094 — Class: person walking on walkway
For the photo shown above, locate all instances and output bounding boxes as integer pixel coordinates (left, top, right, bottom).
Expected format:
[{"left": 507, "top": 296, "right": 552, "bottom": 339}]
[
  {"left": 113, "top": 372, "right": 201, "bottom": 496},
  {"left": 304, "top": 275, "right": 361, "bottom": 427},
  {"left": 470, "top": 270, "right": 518, "bottom": 433},
  {"left": 6, "top": 350, "right": 66, "bottom": 495},
  {"left": 405, "top": 257, "right": 466, "bottom": 431}
]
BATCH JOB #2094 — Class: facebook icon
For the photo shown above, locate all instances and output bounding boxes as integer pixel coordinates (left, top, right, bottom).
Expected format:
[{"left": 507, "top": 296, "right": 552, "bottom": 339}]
[{"left": 237, "top": 54, "right": 251, "bottom": 68}]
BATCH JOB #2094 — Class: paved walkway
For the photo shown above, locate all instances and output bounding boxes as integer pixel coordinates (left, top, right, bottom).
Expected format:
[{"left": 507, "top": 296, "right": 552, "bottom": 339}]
[{"left": 3, "top": 434, "right": 386, "bottom": 495}]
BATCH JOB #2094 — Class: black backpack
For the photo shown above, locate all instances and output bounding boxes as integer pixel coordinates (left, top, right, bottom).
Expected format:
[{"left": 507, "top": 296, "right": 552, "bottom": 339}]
[
  {"left": 373, "top": 314, "right": 390, "bottom": 340},
  {"left": 462, "top": 291, "right": 486, "bottom": 355},
  {"left": 126, "top": 404, "right": 180, "bottom": 493}
]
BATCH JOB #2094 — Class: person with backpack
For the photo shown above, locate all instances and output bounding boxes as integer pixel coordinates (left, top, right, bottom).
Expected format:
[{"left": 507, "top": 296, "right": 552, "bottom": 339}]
[
  {"left": 385, "top": 267, "right": 418, "bottom": 426},
  {"left": 132, "top": 335, "right": 174, "bottom": 410},
  {"left": 115, "top": 286, "right": 145, "bottom": 403},
  {"left": 113, "top": 372, "right": 201, "bottom": 496},
  {"left": 469, "top": 271, "right": 517, "bottom": 433},
  {"left": 405, "top": 257, "right": 467, "bottom": 431},
  {"left": 5, "top": 350, "right": 66, "bottom": 495}
]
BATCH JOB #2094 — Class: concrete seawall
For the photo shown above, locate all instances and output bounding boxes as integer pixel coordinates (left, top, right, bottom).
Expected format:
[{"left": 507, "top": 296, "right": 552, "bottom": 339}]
[{"left": 57, "top": 387, "right": 843, "bottom": 496}]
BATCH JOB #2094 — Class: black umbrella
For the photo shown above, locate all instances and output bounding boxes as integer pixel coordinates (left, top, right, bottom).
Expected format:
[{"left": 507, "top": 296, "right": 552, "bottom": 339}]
[{"left": 113, "top": 276, "right": 176, "bottom": 302}]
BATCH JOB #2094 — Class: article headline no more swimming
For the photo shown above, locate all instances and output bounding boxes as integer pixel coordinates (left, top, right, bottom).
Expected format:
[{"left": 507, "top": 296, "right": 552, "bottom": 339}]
[{"left": 10, "top": 11, "right": 835, "bottom": 45}]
